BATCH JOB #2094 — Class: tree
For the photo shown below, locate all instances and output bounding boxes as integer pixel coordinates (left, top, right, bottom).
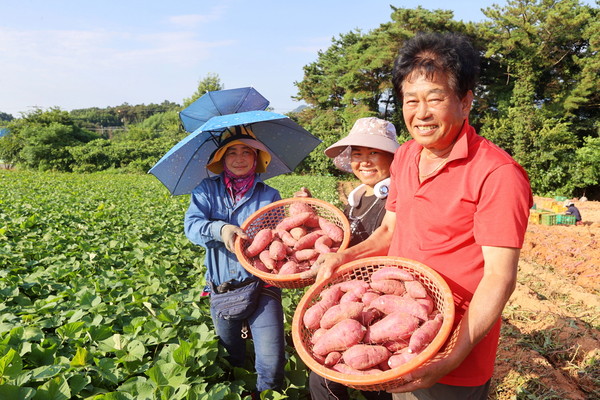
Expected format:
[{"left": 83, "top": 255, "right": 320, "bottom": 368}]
[
  {"left": 477, "top": 0, "right": 598, "bottom": 195},
  {"left": 0, "top": 111, "right": 13, "bottom": 122},
  {"left": 183, "top": 73, "right": 224, "bottom": 107},
  {"left": 1, "top": 108, "right": 99, "bottom": 171}
]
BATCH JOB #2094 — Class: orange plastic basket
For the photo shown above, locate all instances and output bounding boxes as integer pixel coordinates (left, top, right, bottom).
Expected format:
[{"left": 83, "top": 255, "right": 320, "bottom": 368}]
[
  {"left": 291, "top": 256, "right": 455, "bottom": 391},
  {"left": 234, "top": 197, "right": 350, "bottom": 289}
]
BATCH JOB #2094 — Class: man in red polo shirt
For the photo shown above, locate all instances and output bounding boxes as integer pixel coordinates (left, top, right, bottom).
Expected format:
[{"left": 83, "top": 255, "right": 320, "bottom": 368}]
[{"left": 316, "top": 32, "right": 533, "bottom": 399}]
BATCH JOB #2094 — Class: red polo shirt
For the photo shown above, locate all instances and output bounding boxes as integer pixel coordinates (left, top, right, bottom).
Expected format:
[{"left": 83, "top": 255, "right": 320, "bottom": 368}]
[{"left": 386, "top": 123, "right": 532, "bottom": 386}]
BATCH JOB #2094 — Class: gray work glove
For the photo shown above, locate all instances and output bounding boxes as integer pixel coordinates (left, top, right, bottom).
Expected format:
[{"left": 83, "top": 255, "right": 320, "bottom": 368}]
[{"left": 220, "top": 224, "right": 248, "bottom": 253}]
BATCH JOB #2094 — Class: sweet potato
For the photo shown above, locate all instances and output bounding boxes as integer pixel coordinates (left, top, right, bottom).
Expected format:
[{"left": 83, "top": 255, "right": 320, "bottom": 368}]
[
  {"left": 312, "top": 353, "right": 326, "bottom": 364},
  {"left": 388, "top": 348, "right": 418, "bottom": 369},
  {"left": 333, "top": 280, "right": 370, "bottom": 295},
  {"left": 278, "top": 260, "right": 300, "bottom": 275},
  {"left": 289, "top": 201, "right": 316, "bottom": 217},
  {"left": 405, "top": 280, "right": 428, "bottom": 299},
  {"left": 318, "top": 217, "right": 344, "bottom": 243},
  {"left": 304, "top": 303, "right": 328, "bottom": 330},
  {"left": 294, "top": 231, "right": 323, "bottom": 251},
  {"left": 311, "top": 327, "right": 328, "bottom": 344},
  {"left": 320, "top": 285, "right": 344, "bottom": 304},
  {"left": 275, "top": 212, "right": 312, "bottom": 231},
  {"left": 258, "top": 249, "right": 276, "bottom": 270},
  {"left": 368, "top": 294, "right": 429, "bottom": 321},
  {"left": 252, "top": 259, "right": 271, "bottom": 273},
  {"left": 289, "top": 226, "right": 307, "bottom": 241},
  {"left": 303, "top": 286, "right": 343, "bottom": 330},
  {"left": 320, "top": 302, "right": 365, "bottom": 329},
  {"left": 342, "top": 344, "right": 391, "bottom": 370},
  {"left": 245, "top": 228, "right": 273, "bottom": 257},
  {"left": 371, "top": 267, "right": 415, "bottom": 282},
  {"left": 304, "top": 214, "right": 321, "bottom": 228},
  {"left": 295, "top": 248, "right": 318, "bottom": 261},
  {"left": 359, "top": 308, "right": 382, "bottom": 326},
  {"left": 361, "top": 291, "right": 380, "bottom": 307},
  {"left": 382, "top": 339, "right": 408, "bottom": 353},
  {"left": 379, "top": 360, "right": 391, "bottom": 371},
  {"left": 408, "top": 313, "right": 443, "bottom": 353},
  {"left": 275, "top": 229, "right": 297, "bottom": 248},
  {"left": 314, "top": 235, "right": 333, "bottom": 254},
  {"left": 324, "top": 351, "right": 342, "bottom": 367},
  {"left": 370, "top": 279, "right": 406, "bottom": 296},
  {"left": 269, "top": 239, "right": 287, "bottom": 261},
  {"left": 339, "top": 290, "right": 362, "bottom": 304},
  {"left": 416, "top": 295, "right": 435, "bottom": 315},
  {"left": 312, "top": 319, "right": 366, "bottom": 356},
  {"left": 364, "top": 311, "right": 420, "bottom": 344},
  {"left": 332, "top": 363, "right": 382, "bottom": 375}
]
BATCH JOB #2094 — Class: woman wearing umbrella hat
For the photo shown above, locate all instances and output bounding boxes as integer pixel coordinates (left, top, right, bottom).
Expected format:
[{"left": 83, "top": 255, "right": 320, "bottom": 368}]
[{"left": 184, "top": 127, "right": 285, "bottom": 395}]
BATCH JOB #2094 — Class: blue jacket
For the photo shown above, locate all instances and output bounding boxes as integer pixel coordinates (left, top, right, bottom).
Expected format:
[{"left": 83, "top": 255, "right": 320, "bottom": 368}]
[
  {"left": 566, "top": 205, "right": 582, "bottom": 222},
  {"left": 184, "top": 174, "right": 281, "bottom": 288}
]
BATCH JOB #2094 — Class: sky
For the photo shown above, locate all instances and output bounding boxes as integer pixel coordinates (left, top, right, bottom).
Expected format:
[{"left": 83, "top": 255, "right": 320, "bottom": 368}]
[{"left": 1, "top": 0, "right": 510, "bottom": 118}]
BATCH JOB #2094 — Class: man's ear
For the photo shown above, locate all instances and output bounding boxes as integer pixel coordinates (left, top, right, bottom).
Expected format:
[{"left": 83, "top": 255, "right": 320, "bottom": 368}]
[{"left": 462, "top": 90, "right": 474, "bottom": 117}]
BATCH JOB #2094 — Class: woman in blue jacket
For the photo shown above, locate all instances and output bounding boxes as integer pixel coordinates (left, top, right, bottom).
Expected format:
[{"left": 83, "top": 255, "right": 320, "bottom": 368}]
[{"left": 184, "top": 127, "right": 285, "bottom": 395}]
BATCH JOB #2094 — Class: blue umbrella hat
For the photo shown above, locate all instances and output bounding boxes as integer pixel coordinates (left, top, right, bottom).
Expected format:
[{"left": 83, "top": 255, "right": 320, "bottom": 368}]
[
  {"left": 149, "top": 110, "right": 321, "bottom": 195},
  {"left": 179, "top": 87, "right": 269, "bottom": 133}
]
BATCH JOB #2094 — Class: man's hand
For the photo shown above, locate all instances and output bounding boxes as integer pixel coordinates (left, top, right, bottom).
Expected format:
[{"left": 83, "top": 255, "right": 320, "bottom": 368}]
[
  {"left": 221, "top": 224, "right": 247, "bottom": 253},
  {"left": 299, "top": 252, "right": 349, "bottom": 281}
]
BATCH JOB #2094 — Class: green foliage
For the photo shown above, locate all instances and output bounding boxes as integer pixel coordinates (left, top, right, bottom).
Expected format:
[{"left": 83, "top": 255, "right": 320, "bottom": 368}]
[
  {"left": 570, "top": 136, "right": 600, "bottom": 196},
  {"left": 0, "top": 171, "right": 342, "bottom": 399},
  {"left": 292, "top": 0, "right": 599, "bottom": 198},
  {"left": 116, "top": 111, "right": 184, "bottom": 142},
  {"left": 70, "top": 101, "right": 181, "bottom": 131},
  {"left": 0, "top": 111, "right": 14, "bottom": 122},
  {"left": 69, "top": 138, "right": 178, "bottom": 173},
  {"left": 0, "top": 108, "right": 100, "bottom": 171},
  {"left": 267, "top": 174, "right": 342, "bottom": 208},
  {"left": 183, "top": 73, "right": 224, "bottom": 108},
  {"left": 2, "top": 2, "right": 598, "bottom": 198}
]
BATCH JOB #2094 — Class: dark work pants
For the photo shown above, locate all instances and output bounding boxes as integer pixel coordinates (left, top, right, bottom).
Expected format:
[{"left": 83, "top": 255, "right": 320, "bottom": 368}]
[{"left": 309, "top": 371, "right": 392, "bottom": 400}]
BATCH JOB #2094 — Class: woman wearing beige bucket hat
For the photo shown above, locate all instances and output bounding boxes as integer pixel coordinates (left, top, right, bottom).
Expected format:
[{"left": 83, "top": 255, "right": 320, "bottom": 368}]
[
  {"left": 184, "top": 126, "right": 286, "bottom": 396},
  {"left": 298, "top": 117, "right": 399, "bottom": 400}
]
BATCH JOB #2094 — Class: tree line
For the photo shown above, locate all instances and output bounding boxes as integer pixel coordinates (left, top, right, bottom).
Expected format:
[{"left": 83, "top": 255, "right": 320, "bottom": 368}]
[{"left": 0, "top": 0, "right": 598, "bottom": 199}]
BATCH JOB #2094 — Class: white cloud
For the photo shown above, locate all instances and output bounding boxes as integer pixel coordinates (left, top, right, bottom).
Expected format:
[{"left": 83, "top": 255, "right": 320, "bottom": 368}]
[
  {"left": 0, "top": 26, "right": 236, "bottom": 115},
  {"left": 167, "top": 3, "right": 229, "bottom": 28},
  {"left": 285, "top": 36, "right": 332, "bottom": 54}
]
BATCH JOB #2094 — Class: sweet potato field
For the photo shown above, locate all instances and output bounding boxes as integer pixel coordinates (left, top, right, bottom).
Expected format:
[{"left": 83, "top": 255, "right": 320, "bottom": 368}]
[{"left": 1, "top": 171, "right": 598, "bottom": 399}]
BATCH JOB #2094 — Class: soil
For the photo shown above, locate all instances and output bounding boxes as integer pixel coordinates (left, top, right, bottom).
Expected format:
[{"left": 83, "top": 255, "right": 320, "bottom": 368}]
[{"left": 337, "top": 183, "right": 600, "bottom": 399}]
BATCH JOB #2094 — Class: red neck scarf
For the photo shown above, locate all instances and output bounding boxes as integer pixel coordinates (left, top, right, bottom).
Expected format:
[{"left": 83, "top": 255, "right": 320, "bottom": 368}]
[{"left": 223, "top": 159, "right": 257, "bottom": 204}]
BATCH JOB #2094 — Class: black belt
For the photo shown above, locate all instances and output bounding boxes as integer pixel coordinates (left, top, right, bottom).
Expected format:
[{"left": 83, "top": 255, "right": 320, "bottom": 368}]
[{"left": 213, "top": 278, "right": 258, "bottom": 294}]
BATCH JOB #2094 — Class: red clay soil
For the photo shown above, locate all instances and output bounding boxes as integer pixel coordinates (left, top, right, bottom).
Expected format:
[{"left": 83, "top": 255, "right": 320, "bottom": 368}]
[
  {"left": 493, "top": 197, "right": 599, "bottom": 400},
  {"left": 338, "top": 184, "right": 600, "bottom": 399}
]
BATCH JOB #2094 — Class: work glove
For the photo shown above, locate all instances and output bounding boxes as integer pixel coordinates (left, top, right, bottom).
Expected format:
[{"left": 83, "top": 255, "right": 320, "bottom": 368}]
[
  {"left": 294, "top": 186, "right": 312, "bottom": 198},
  {"left": 221, "top": 224, "right": 247, "bottom": 253}
]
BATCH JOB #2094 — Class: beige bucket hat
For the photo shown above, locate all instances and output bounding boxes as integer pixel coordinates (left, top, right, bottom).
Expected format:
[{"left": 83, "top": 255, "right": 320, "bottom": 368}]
[{"left": 325, "top": 117, "right": 399, "bottom": 173}]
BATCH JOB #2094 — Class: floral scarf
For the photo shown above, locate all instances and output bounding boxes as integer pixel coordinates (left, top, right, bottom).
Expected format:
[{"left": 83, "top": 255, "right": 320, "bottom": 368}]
[{"left": 223, "top": 159, "right": 257, "bottom": 205}]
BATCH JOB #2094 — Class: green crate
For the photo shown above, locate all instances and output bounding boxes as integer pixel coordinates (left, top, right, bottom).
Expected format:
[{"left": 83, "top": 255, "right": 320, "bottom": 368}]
[
  {"left": 554, "top": 196, "right": 568, "bottom": 202},
  {"left": 556, "top": 214, "right": 576, "bottom": 225},
  {"left": 541, "top": 213, "right": 557, "bottom": 226}
]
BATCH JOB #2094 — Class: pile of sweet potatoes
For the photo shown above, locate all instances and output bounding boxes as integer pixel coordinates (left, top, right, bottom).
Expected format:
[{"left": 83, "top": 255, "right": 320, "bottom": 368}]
[
  {"left": 243, "top": 201, "right": 345, "bottom": 275},
  {"left": 302, "top": 267, "right": 444, "bottom": 375}
]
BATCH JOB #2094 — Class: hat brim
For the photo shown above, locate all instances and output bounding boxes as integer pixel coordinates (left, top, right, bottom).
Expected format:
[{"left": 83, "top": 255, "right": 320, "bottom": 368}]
[
  {"left": 324, "top": 133, "right": 400, "bottom": 159},
  {"left": 206, "top": 138, "right": 271, "bottom": 174}
]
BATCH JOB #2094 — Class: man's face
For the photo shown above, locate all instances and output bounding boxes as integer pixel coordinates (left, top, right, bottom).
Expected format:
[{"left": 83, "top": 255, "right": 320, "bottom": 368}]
[{"left": 401, "top": 71, "right": 472, "bottom": 151}]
